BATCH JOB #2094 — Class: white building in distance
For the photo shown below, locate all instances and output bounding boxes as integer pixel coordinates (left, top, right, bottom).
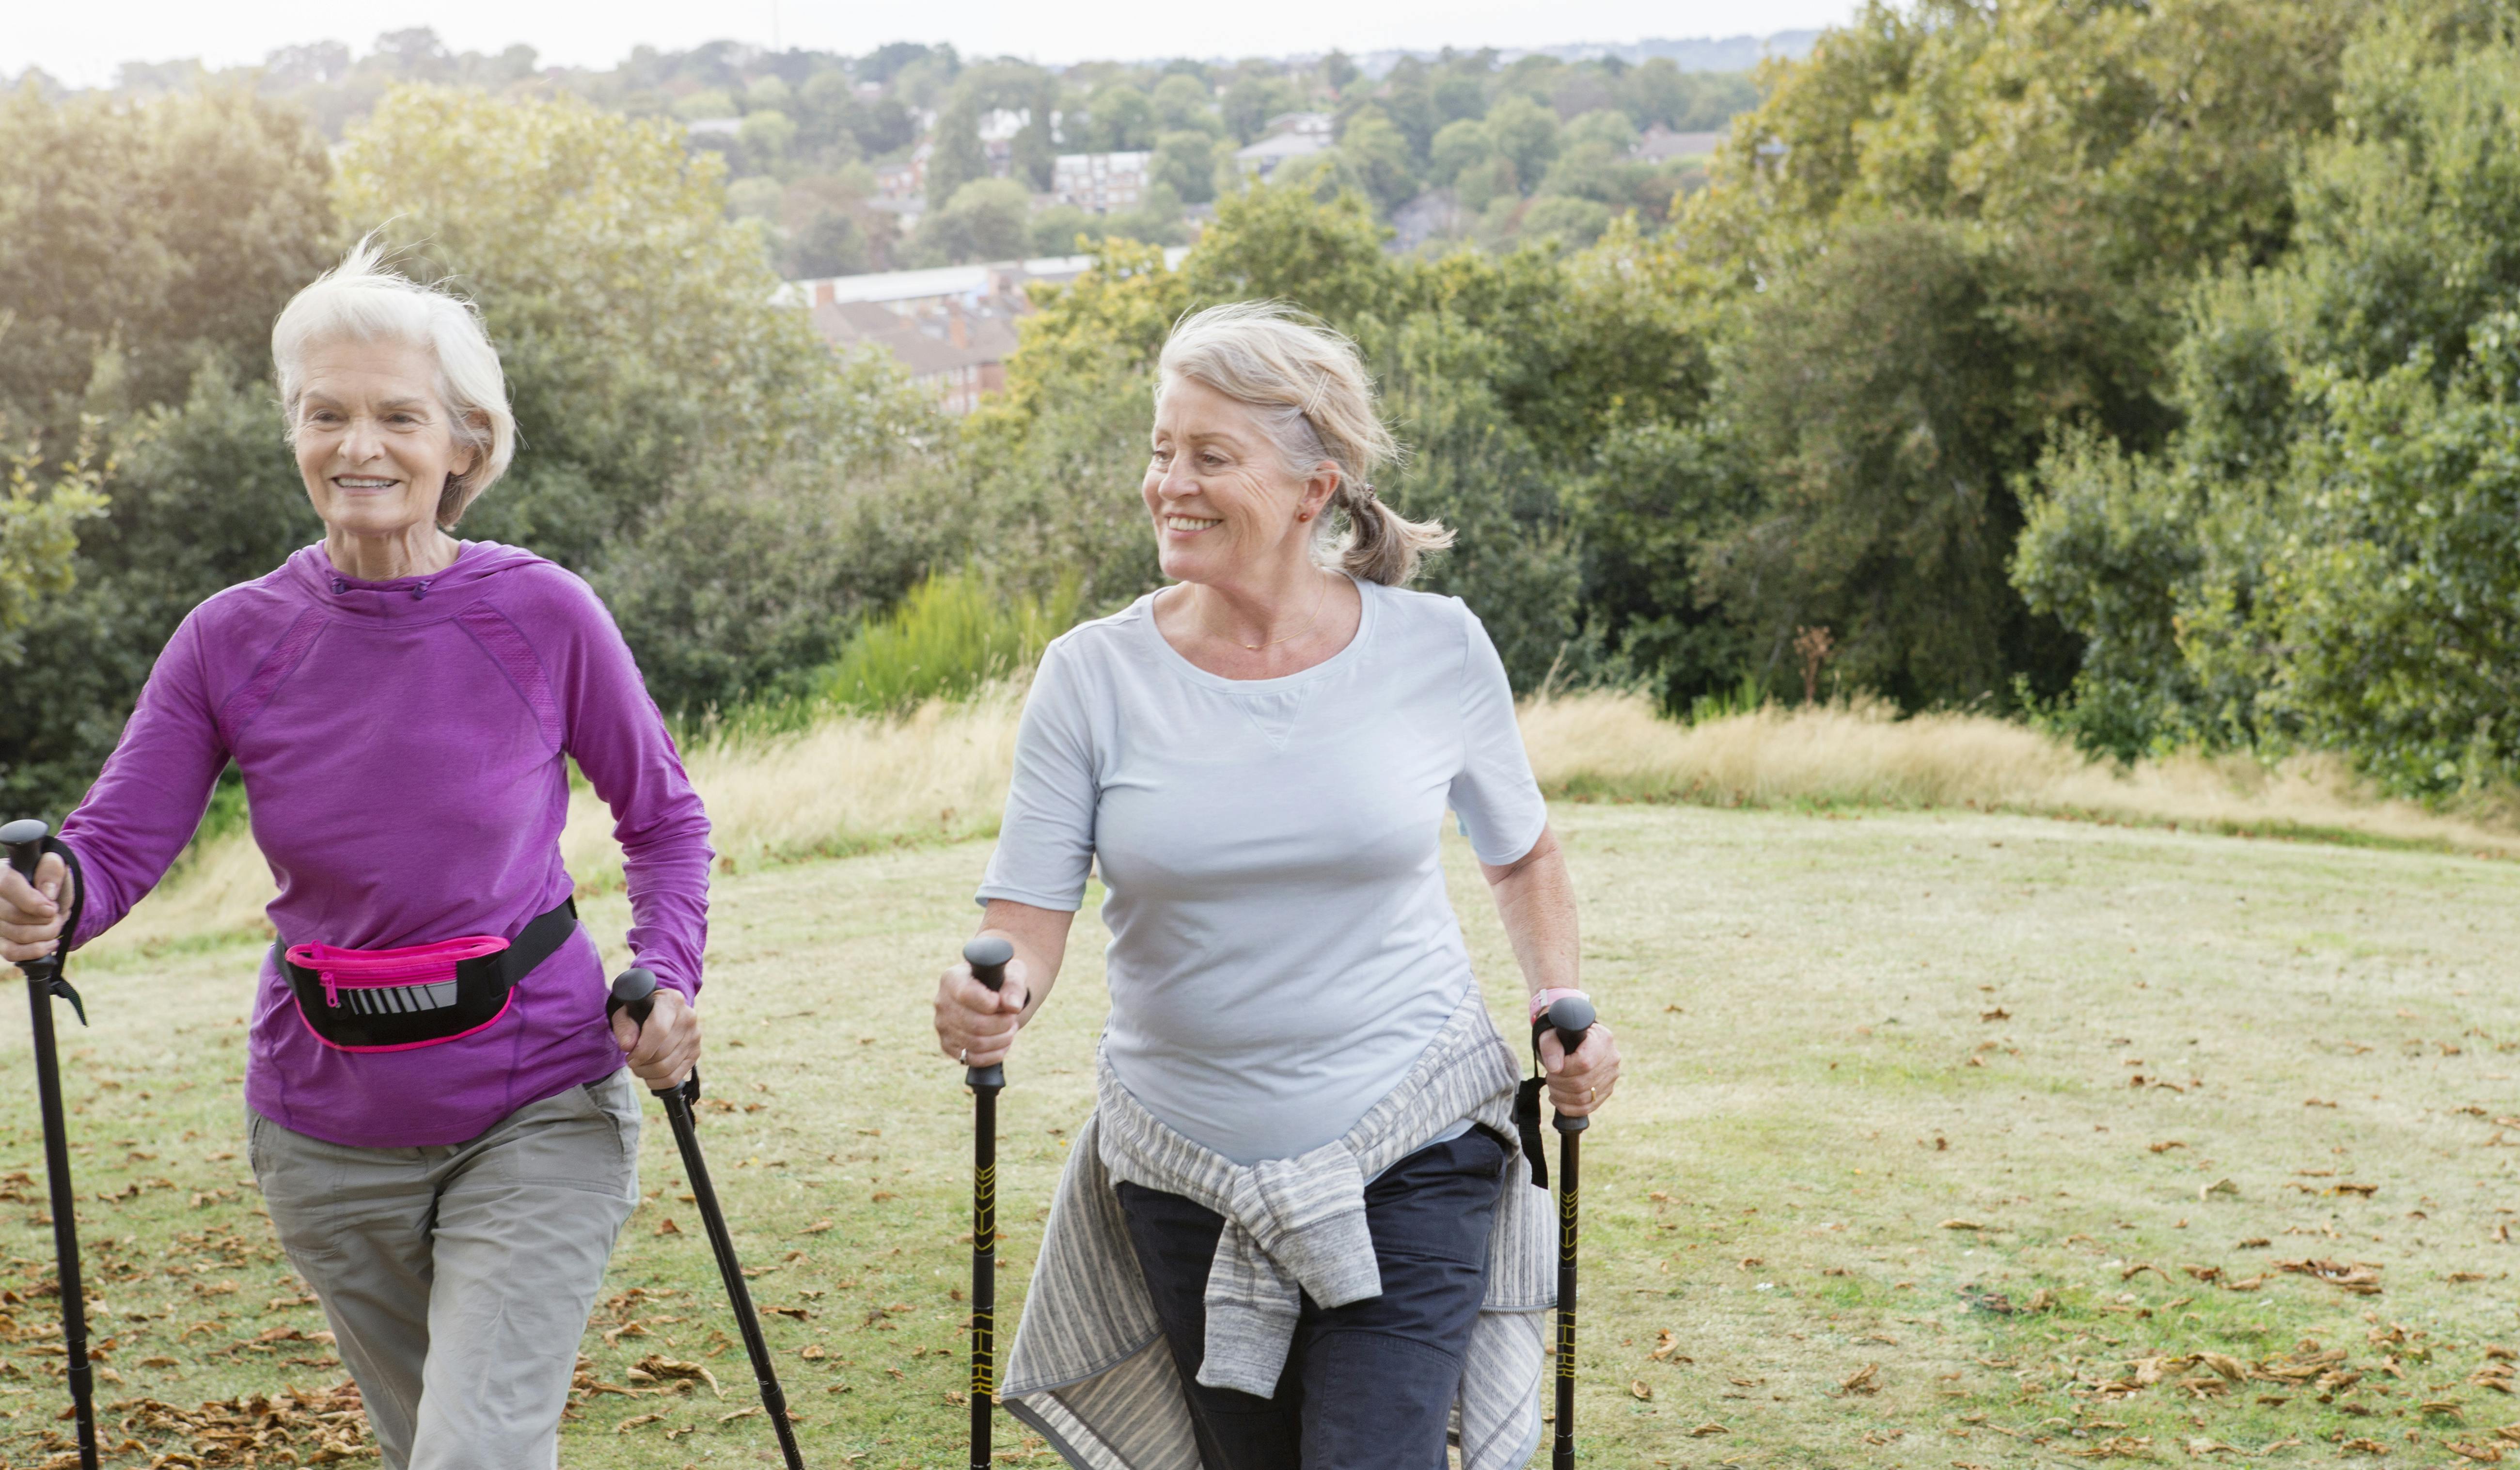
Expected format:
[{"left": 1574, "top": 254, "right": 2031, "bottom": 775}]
[{"left": 1051, "top": 152, "right": 1151, "bottom": 213}]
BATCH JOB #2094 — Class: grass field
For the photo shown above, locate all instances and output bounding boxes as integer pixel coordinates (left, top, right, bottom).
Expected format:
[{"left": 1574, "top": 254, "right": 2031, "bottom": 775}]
[{"left": 4, "top": 799, "right": 2519, "bottom": 1468}]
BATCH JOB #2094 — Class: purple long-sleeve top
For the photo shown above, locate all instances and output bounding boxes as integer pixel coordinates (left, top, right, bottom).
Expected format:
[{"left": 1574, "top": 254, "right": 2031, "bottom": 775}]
[{"left": 59, "top": 541, "right": 712, "bottom": 1148}]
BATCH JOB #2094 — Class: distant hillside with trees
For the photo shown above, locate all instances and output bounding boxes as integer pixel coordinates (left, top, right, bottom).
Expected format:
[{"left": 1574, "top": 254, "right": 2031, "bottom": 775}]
[
  {"left": 15, "top": 1, "right": 2520, "bottom": 822},
  {"left": 8, "top": 30, "right": 1783, "bottom": 275}
]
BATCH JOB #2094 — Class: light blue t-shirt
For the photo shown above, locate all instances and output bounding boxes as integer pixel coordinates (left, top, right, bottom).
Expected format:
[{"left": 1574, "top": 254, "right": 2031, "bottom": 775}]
[{"left": 977, "top": 578, "right": 1548, "bottom": 1164}]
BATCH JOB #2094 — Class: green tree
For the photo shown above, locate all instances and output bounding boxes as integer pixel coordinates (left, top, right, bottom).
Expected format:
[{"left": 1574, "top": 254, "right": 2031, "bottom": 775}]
[
  {"left": 1377, "top": 59, "right": 1441, "bottom": 160},
  {"left": 1702, "top": 218, "right": 2084, "bottom": 706},
  {"left": 0, "top": 83, "right": 338, "bottom": 813},
  {"left": 1337, "top": 107, "right": 1418, "bottom": 214},
  {"left": 1012, "top": 80, "right": 1058, "bottom": 190},
  {"left": 1482, "top": 95, "right": 1559, "bottom": 193},
  {"left": 1150, "top": 74, "right": 1219, "bottom": 135},
  {"left": 1221, "top": 74, "right": 1301, "bottom": 143},
  {"left": 788, "top": 209, "right": 869, "bottom": 275},
  {"left": 737, "top": 109, "right": 797, "bottom": 171},
  {"left": 0, "top": 82, "right": 336, "bottom": 439},
  {"left": 917, "top": 178, "right": 1033, "bottom": 264},
  {"left": 1150, "top": 130, "right": 1219, "bottom": 205},
  {"left": 923, "top": 94, "right": 988, "bottom": 205},
  {"left": 1081, "top": 83, "right": 1156, "bottom": 152},
  {"left": 1370, "top": 316, "right": 1582, "bottom": 688},
  {"left": 0, "top": 425, "right": 108, "bottom": 662},
  {"left": 673, "top": 88, "right": 739, "bottom": 122},
  {"left": 1427, "top": 119, "right": 1493, "bottom": 187},
  {"left": 1515, "top": 196, "right": 1611, "bottom": 249}
]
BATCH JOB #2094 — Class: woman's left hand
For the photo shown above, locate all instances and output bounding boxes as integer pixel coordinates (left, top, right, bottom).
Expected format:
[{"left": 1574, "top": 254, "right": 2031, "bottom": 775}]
[
  {"left": 612, "top": 984, "right": 701, "bottom": 1089},
  {"left": 1540, "top": 1021, "right": 1619, "bottom": 1119}
]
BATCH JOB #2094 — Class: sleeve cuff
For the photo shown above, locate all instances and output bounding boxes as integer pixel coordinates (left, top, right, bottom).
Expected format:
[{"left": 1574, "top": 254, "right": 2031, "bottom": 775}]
[{"left": 974, "top": 885, "right": 1085, "bottom": 913}]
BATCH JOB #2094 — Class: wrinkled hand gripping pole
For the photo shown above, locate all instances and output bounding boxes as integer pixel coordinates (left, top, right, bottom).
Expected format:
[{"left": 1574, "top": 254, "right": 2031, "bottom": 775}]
[
  {"left": 608, "top": 967, "right": 804, "bottom": 1470},
  {"left": 962, "top": 935, "right": 1014, "bottom": 1470},
  {"left": 1, "top": 818, "right": 98, "bottom": 1470}
]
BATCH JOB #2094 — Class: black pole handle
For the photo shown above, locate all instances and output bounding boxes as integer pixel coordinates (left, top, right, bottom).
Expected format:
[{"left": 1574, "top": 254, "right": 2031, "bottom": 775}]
[
  {"left": 608, "top": 967, "right": 698, "bottom": 1104},
  {"left": 2, "top": 818, "right": 47, "bottom": 883},
  {"left": 3, "top": 819, "right": 82, "bottom": 1018},
  {"left": 1545, "top": 994, "right": 1595, "bottom": 1135},
  {"left": 962, "top": 935, "right": 1013, "bottom": 1090}
]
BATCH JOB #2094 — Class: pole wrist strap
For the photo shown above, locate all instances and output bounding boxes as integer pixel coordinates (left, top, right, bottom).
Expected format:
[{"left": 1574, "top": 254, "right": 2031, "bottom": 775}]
[{"left": 37, "top": 838, "right": 87, "bottom": 1026}]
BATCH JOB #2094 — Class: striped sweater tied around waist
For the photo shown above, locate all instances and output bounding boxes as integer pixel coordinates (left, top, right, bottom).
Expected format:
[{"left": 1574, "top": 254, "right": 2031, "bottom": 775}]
[{"left": 1000, "top": 988, "right": 1555, "bottom": 1470}]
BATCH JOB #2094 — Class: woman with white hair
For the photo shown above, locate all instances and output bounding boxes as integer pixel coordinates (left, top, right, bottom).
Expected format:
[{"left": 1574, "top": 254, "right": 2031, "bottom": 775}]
[
  {"left": 0, "top": 239, "right": 710, "bottom": 1468},
  {"left": 934, "top": 302, "right": 1621, "bottom": 1469}
]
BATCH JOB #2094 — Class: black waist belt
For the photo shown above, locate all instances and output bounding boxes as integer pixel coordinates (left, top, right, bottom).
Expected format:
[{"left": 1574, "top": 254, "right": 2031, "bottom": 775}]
[{"left": 276, "top": 899, "right": 578, "bottom": 1052}]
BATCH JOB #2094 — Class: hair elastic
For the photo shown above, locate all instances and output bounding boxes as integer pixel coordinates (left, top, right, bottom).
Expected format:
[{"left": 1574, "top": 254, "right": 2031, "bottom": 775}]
[{"left": 1298, "top": 372, "right": 1333, "bottom": 420}]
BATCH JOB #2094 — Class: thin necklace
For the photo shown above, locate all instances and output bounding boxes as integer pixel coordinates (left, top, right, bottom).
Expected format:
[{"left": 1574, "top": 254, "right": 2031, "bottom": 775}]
[{"left": 1223, "top": 574, "right": 1331, "bottom": 652}]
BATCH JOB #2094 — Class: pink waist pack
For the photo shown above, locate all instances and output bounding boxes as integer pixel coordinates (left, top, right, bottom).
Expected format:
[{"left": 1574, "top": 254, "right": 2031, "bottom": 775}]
[{"left": 274, "top": 901, "right": 577, "bottom": 1052}]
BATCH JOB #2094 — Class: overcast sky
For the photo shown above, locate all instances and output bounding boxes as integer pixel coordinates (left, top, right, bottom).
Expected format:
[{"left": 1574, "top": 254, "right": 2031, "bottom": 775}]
[{"left": 9, "top": 1, "right": 1860, "bottom": 89}]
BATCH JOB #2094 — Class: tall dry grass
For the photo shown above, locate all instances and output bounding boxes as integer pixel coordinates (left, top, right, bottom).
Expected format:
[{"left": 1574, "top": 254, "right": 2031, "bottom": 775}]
[
  {"left": 1520, "top": 691, "right": 2520, "bottom": 854},
  {"left": 83, "top": 687, "right": 2520, "bottom": 961}
]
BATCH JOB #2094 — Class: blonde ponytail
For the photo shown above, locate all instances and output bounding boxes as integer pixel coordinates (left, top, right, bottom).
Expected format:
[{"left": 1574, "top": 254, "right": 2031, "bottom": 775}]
[{"left": 1328, "top": 480, "right": 1452, "bottom": 587}]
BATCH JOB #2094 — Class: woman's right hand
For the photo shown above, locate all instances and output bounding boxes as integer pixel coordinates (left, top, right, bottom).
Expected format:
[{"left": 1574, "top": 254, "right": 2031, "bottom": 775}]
[
  {"left": 0, "top": 853, "right": 73, "bottom": 967},
  {"left": 935, "top": 948, "right": 1031, "bottom": 1069}
]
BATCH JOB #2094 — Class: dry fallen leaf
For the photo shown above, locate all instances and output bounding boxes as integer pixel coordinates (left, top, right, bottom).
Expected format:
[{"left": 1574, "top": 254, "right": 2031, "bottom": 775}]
[
  {"left": 1839, "top": 1362, "right": 1881, "bottom": 1395},
  {"left": 655, "top": 1217, "right": 682, "bottom": 1236},
  {"left": 2273, "top": 1257, "right": 2384, "bottom": 1295},
  {"left": 1629, "top": 1379, "right": 1652, "bottom": 1400},
  {"left": 1688, "top": 1423, "right": 1729, "bottom": 1437},
  {"left": 1941, "top": 1219, "right": 1984, "bottom": 1231}
]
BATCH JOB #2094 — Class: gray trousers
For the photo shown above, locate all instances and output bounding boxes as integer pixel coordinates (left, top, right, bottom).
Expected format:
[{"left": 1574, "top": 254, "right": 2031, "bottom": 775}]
[{"left": 248, "top": 1071, "right": 642, "bottom": 1470}]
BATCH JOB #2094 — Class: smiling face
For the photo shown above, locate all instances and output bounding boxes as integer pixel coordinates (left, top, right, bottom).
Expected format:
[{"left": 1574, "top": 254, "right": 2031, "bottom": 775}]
[
  {"left": 290, "top": 336, "right": 476, "bottom": 543},
  {"left": 1143, "top": 375, "right": 1337, "bottom": 588}
]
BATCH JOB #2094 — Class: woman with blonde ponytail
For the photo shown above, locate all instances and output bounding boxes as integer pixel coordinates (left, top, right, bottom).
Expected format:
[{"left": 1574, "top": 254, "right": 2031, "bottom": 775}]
[{"left": 930, "top": 302, "right": 1621, "bottom": 1469}]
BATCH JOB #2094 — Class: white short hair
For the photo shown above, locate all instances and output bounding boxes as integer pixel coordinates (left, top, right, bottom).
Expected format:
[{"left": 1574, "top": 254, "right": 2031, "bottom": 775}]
[{"left": 271, "top": 236, "right": 516, "bottom": 527}]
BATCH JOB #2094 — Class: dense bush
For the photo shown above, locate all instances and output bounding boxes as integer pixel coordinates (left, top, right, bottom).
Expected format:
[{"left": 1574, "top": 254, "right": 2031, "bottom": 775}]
[
  {"left": 819, "top": 566, "right": 1078, "bottom": 715},
  {"left": 2017, "top": 14, "right": 2520, "bottom": 794}
]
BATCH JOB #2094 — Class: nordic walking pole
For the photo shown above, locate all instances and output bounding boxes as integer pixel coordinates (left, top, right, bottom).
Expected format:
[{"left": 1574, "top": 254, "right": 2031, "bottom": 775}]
[
  {"left": 607, "top": 967, "right": 803, "bottom": 1470},
  {"left": 1, "top": 819, "right": 97, "bottom": 1470},
  {"left": 1544, "top": 993, "right": 1595, "bottom": 1470},
  {"left": 962, "top": 934, "right": 1014, "bottom": 1470}
]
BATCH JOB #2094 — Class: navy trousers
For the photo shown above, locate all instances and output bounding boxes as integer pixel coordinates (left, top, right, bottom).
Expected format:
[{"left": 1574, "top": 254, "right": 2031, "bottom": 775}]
[{"left": 1115, "top": 1127, "right": 1511, "bottom": 1470}]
